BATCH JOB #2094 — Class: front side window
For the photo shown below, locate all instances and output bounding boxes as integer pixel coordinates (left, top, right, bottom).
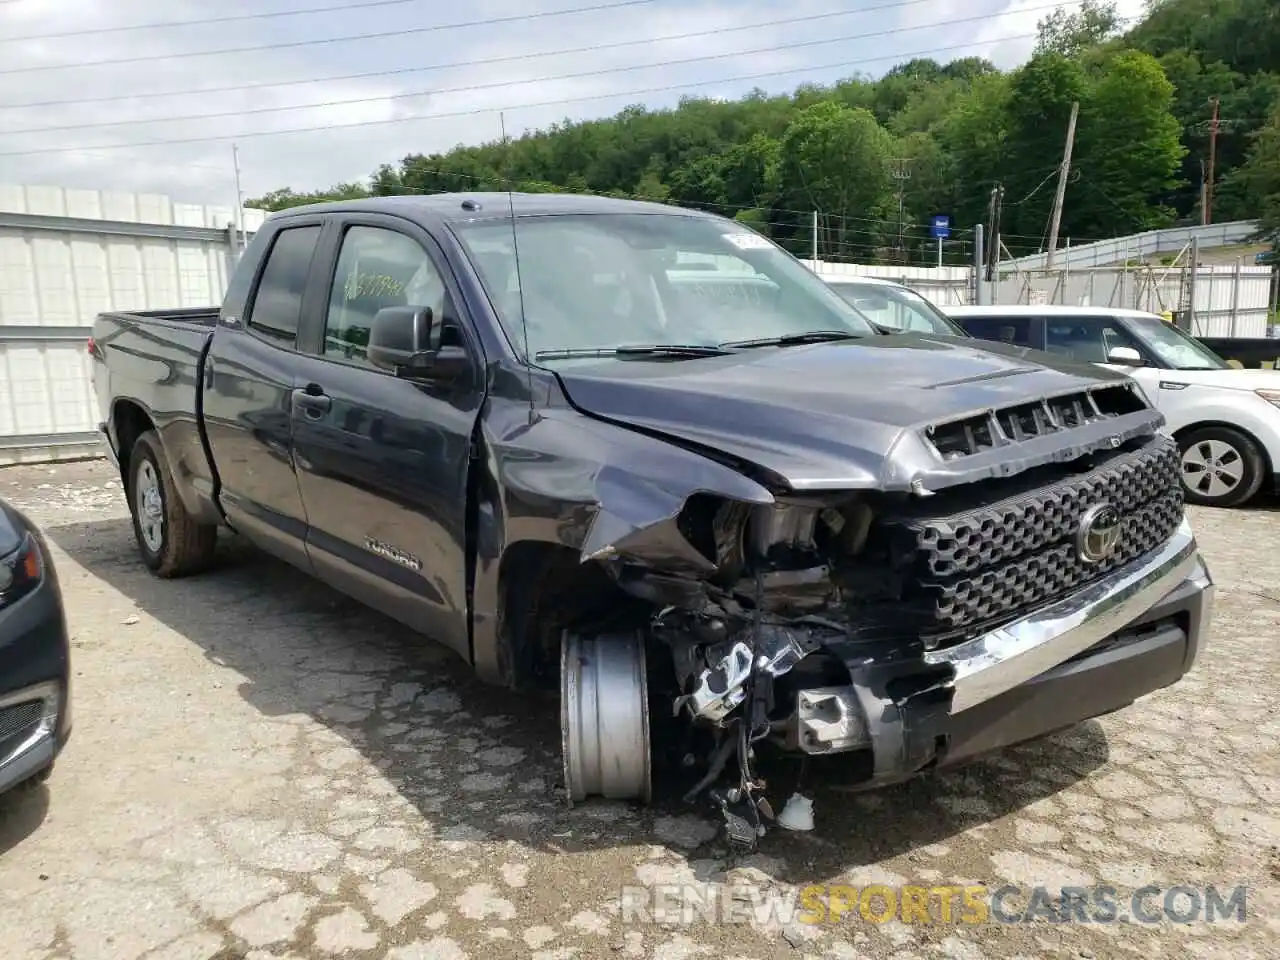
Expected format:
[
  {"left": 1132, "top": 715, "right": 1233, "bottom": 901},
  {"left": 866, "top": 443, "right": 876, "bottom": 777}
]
[
  {"left": 324, "top": 226, "right": 449, "bottom": 366},
  {"left": 247, "top": 225, "right": 322, "bottom": 345},
  {"left": 1043, "top": 317, "right": 1144, "bottom": 364},
  {"left": 450, "top": 213, "right": 876, "bottom": 360},
  {"left": 958, "top": 315, "right": 1034, "bottom": 347}
]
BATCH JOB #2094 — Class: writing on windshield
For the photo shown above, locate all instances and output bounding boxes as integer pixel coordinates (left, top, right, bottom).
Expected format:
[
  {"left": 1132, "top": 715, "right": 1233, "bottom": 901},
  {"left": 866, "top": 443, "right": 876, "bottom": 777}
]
[{"left": 450, "top": 213, "right": 875, "bottom": 360}]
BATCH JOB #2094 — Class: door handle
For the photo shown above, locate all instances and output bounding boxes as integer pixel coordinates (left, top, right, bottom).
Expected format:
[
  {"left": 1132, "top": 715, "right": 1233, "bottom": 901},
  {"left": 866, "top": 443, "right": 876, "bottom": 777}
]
[{"left": 292, "top": 385, "right": 332, "bottom": 418}]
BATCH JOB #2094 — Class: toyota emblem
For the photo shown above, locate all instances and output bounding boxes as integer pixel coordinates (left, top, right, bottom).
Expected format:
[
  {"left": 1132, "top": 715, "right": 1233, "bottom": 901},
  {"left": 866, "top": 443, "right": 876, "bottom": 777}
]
[{"left": 1077, "top": 503, "right": 1122, "bottom": 564}]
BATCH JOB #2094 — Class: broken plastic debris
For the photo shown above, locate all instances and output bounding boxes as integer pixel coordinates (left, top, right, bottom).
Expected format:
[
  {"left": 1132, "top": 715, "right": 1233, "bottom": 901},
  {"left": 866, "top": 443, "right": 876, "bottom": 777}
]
[{"left": 776, "top": 793, "right": 814, "bottom": 832}]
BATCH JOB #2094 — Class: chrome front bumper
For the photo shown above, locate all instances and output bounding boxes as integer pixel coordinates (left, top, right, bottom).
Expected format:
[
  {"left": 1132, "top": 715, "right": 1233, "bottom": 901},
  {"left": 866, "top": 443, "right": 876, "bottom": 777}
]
[{"left": 925, "top": 516, "right": 1212, "bottom": 714}]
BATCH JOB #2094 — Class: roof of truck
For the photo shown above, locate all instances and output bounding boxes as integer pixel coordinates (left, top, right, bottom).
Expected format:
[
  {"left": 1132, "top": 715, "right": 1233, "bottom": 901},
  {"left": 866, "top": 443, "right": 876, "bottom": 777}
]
[{"left": 269, "top": 192, "right": 723, "bottom": 224}]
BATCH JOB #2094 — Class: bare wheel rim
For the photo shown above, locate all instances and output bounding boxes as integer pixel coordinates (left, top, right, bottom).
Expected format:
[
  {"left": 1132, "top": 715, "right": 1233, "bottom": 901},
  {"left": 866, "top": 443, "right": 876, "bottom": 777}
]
[
  {"left": 1181, "top": 438, "right": 1245, "bottom": 499},
  {"left": 136, "top": 459, "right": 165, "bottom": 552},
  {"left": 560, "top": 631, "right": 651, "bottom": 806}
]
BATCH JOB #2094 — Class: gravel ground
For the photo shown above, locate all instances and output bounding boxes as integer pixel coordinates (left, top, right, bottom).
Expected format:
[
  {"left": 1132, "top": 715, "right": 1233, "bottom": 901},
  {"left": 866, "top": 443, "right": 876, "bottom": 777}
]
[{"left": 1, "top": 458, "right": 1278, "bottom": 960}]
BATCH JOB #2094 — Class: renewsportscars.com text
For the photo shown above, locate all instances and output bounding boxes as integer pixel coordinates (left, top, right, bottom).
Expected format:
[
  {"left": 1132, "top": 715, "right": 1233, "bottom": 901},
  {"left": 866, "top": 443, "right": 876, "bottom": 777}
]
[{"left": 619, "top": 883, "right": 1249, "bottom": 926}]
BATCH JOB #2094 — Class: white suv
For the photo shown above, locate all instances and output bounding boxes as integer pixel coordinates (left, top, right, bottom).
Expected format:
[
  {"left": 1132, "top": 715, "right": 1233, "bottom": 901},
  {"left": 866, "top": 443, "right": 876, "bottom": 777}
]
[{"left": 945, "top": 304, "right": 1280, "bottom": 508}]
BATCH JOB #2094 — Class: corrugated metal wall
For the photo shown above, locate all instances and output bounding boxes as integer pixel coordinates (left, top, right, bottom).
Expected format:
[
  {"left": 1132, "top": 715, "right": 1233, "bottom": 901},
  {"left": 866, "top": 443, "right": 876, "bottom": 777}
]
[
  {"left": 0, "top": 184, "right": 267, "bottom": 465},
  {"left": 802, "top": 260, "right": 974, "bottom": 305},
  {"left": 804, "top": 257, "right": 1274, "bottom": 337}
]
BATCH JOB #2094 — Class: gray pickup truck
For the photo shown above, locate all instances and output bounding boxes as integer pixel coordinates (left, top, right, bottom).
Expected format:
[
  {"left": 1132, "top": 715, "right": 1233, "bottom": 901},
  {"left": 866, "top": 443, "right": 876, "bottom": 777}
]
[{"left": 91, "top": 193, "right": 1214, "bottom": 844}]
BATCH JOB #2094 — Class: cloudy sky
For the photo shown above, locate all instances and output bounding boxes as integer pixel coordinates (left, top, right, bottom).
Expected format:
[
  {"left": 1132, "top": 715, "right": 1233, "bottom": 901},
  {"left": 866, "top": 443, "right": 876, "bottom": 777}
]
[{"left": 0, "top": 0, "right": 1148, "bottom": 207}]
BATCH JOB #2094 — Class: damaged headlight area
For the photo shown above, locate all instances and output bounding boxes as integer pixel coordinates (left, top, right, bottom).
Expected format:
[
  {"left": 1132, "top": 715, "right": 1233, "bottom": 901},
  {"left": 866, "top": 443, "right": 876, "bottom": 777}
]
[
  {"left": 565, "top": 491, "right": 960, "bottom": 849},
  {"left": 555, "top": 432, "right": 1187, "bottom": 848}
]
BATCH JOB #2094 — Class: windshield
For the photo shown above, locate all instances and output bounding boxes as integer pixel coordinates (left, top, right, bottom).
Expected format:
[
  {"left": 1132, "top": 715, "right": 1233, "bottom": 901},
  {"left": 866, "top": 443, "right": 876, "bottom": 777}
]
[
  {"left": 449, "top": 213, "right": 877, "bottom": 360},
  {"left": 826, "top": 280, "right": 964, "bottom": 336},
  {"left": 1125, "top": 315, "right": 1229, "bottom": 370}
]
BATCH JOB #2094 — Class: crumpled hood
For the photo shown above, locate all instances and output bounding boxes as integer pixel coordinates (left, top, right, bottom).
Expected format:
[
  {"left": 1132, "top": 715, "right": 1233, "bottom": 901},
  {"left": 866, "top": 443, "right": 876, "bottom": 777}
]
[{"left": 552, "top": 333, "right": 1159, "bottom": 492}]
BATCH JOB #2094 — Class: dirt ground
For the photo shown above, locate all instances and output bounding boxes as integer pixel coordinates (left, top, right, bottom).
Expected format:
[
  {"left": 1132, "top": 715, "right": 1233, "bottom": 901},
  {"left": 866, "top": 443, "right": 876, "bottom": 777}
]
[{"left": 1, "top": 458, "right": 1277, "bottom": 960}]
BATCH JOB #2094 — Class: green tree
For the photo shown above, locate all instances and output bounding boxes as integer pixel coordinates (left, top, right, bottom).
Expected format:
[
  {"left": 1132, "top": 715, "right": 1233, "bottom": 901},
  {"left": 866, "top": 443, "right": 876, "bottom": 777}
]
[
  {"left": 1036, "top": 0, "right": 1122, "bottom": 58},
  {"left": 935, "top": 72, "right": 1013, "bottom": 229},
  {"left": 247, "top": 182, "right": 370, "bottom": 211},
  {"left": 1001, "top": 54, "right": 1088, "bottom": 246},
  {"left": 1223, "top": 106, "right": 1280, "bottom": 240},
  {"left": 1067, "top": 50, "right": 1186, "bottom": 237},
  {"left": 776, "top": 101, "right": 896, "bottom": 259}
]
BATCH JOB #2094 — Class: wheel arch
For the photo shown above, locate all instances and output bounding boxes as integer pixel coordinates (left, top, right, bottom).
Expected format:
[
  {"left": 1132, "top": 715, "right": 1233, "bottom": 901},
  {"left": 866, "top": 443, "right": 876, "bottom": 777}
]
[
  {"left": 111, "top": 397, "right": 221, "bottom": 526},
  {"left": 1172, "top": 420, "right": 1274, "bottom": 476}
]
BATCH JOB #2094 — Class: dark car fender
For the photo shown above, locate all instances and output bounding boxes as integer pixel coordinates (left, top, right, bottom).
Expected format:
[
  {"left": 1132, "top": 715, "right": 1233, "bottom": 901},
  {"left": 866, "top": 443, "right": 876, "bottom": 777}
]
[{"left": 468, "top": 394, "right": 775, "bottom": 688}]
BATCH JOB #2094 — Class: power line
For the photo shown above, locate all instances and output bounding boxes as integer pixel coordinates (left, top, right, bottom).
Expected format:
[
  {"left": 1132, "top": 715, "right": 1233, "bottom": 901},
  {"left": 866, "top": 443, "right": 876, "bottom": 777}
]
[
  {"left": 255, "top": 162, "right": 975, "bottom": 236},
  {"left": 2, "top": 0, "right": 536, "bottom": 42},
  {"left": 0, "top": 31, "right": 1047, "bottom": 159},
  {"left": 0, "top": 0, "right": 667, "bottom": 75},
  {"left": 0, "top": 1, "right": 941, "bottom": 110},
  {"left": 6, "top": 3, "right": 1075, "bottom": 137}
]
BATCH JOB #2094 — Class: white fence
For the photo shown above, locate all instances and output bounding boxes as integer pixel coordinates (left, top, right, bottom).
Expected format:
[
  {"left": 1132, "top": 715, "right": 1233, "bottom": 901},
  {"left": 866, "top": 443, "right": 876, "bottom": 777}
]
[
  {"left": 0, "top": 185, "right": 264, "bottom": 465},
  {"left": 805, "top": 257, "right": 1275, "bottom": 339},
  {"left": 801, "top": 260, "right": 973, "bottom": 305},
  {"left": 1002, "top": 220, "right": 1260, "bottom": 270}
]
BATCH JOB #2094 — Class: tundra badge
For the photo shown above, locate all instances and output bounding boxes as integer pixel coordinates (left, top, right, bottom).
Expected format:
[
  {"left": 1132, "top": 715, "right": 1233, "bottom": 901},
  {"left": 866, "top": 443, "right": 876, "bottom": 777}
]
[{"left": 365, "top": 537, "right": 422, "bottom": 571}]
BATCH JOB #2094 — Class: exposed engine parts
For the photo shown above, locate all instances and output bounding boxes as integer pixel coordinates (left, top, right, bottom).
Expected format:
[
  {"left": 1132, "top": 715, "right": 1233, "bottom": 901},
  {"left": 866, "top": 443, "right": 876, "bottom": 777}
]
[
  {"left": 554, "top": 434, "right": 1183, "bottom": 849},
  {"left": 671, "top": 625, "right": 818, "bottom": 723}
]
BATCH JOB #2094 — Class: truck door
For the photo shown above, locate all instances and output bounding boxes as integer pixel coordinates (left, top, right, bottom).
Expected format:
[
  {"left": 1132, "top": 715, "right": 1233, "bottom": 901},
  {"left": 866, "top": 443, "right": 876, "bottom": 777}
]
[
  {"left": 202, "top": 219, "right": 325, "bottom": 572},
  {"left": 287, "top": 216, "right": 485, "bottom": 659}
]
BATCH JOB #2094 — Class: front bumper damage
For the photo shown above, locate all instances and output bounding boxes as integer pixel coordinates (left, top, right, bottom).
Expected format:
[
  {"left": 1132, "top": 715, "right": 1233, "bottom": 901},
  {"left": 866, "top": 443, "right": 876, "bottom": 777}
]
[
  {"left": 662, "top": 517, "right": 1212, "bottom": 840},
  {"left": 771, "top": 517, "right": 1210, "bottom": 781}
]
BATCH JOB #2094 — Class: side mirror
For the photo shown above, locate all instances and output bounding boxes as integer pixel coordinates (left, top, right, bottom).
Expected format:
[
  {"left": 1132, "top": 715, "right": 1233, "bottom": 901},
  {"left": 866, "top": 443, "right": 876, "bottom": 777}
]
[
  {"left": 1107, "top": 345, "right": 1144, "bottom": 366},
  {"left": 367, "top": 306, "right": 469, "bottom": 383}
]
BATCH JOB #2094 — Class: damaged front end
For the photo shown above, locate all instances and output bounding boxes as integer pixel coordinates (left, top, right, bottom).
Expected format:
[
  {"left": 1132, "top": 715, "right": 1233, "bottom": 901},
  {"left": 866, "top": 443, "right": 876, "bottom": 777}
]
[
  {"left": 559, "top": 427, "right": 1196, "bottom": 850},
  {"left": 564, "top": 485, "right": 961, "bottom": 848}
]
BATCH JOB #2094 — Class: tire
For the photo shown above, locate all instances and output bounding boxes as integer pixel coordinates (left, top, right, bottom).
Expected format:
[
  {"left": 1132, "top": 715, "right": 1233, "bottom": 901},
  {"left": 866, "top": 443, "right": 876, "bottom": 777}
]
[
  {"left": 1177, "top": 425, "right": 1266, "bottom": 508},
  {"left": 127, "top": 430, "right": 218, "bottom": 577}
]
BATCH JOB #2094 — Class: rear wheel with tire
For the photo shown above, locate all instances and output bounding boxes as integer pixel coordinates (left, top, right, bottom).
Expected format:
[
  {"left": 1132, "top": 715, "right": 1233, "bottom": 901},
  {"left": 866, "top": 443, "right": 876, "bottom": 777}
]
[
  {"left": 1178, "top": 425, "right": 1266, "bottom": 508},
  {"left": 127, "top": 430, "right": 219, "bottom": 577}
]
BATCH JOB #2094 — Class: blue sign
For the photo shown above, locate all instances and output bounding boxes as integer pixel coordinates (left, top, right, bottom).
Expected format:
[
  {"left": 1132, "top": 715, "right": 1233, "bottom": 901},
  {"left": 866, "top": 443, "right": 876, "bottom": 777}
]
[{"left": 930, "top": 215, "right": 951, "bottom": 240}]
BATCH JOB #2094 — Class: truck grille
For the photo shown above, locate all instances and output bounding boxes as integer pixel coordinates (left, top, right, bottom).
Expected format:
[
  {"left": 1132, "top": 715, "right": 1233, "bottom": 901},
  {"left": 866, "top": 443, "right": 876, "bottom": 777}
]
[{"left": 880, "top": 433, "right": 1183, "bottom": 640}]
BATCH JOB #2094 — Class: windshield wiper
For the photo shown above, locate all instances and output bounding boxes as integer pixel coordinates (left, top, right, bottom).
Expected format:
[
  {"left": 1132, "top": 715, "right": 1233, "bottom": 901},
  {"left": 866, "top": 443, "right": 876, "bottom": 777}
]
[
  {"left": 533, "top": 344, "right": 733, "bottom": 361},
  {"left": 720, "top": 330, "right": 866, "bottom": 349}
]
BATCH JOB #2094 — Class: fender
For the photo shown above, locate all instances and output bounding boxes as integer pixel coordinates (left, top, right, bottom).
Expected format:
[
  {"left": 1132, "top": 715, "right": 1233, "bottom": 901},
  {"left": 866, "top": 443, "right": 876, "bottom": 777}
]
[{"left": 469, "top": 393, "right": 774, "bottom": 687}]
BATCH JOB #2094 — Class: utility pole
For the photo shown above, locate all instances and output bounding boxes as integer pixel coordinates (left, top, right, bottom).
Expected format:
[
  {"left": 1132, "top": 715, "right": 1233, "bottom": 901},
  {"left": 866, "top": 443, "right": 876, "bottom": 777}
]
[
  {"left": 1205, "top": 97, "right": 1220, "bottom": 225},
  {"left": 1199, "top": 159, "right": 1208, "bottom": 226},
  {"left": 973, "top": 223, "right": 986, "bottom": 305},
  {"left": 231, "top": 143, "right": 245, "bottom": 252},
  {"left": 890, "top": 158, "right": 911, "bottom": 262},
  {"left": 985, "top": 184, "right": 1004, "bottom": 302},
  {"left": 811, "top": 209, "right": 819, "bottom": 266},
  {"left": 1045, "top": 100, "right": 1079, "bottom": 270}
]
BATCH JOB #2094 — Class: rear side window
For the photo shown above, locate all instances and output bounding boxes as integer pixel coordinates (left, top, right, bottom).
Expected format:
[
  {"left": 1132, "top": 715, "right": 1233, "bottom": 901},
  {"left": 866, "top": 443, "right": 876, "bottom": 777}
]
[
  {"left": 246, "top": 225, "right": 322, "bottom": 345},
  {"left": 956, "top": 315, "right": 1034, "bottom": 347}
]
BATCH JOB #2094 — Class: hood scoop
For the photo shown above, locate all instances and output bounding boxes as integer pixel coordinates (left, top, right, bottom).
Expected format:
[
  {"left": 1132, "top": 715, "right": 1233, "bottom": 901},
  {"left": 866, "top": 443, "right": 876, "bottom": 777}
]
[{"left": 926, "top": 383, "right": 1148, "bottom": 461}]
